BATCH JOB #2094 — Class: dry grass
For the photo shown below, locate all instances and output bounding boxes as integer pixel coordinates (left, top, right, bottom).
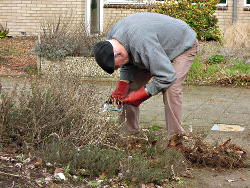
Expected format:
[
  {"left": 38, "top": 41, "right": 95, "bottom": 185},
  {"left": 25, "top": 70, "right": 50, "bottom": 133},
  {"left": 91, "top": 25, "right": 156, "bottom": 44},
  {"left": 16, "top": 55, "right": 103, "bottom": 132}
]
[
  {"left": 223, "top": 23, "right": 250, "bottom": 49},
  {"left": 0, "top": 73, "right": 120, "bottom": 150}
]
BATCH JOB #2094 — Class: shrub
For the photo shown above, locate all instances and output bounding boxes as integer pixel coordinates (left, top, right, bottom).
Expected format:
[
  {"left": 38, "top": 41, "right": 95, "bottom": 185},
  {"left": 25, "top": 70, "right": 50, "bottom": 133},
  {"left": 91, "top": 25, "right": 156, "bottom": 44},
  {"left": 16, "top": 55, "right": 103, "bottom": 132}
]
[
  {"left": 0, "top": 22, "right": 9, "bottom": 39},
  {"left": 121, "top": 153, "right": 169, "bottom": 184},
  {"left": 34, "top": 15, "right": 104, "bottom": 60},
  {"left": 152, "top": 0, "right": 221, "bottom": 41},
  {"left": 121, "top": 148, "right": 186, "bottom": 185},
  {"left": 208, "top": 54, "right": 225, "bottom": 64},
  {"left": 0, "top": 73, "right": 118, "bottom": 149},
  {"left": 73, "top": 145, "right": 125, "bottom": 177},
  {"left": 37, "top": 138, "right": 77, "bottom": 165}
]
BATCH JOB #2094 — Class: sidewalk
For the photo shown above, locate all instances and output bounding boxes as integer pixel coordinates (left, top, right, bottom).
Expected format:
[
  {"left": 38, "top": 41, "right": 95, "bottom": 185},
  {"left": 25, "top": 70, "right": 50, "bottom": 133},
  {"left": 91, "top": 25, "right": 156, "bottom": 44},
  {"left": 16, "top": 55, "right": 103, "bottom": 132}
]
[{"left": 141, "top": 85, "right": 250, "bottom": 151}]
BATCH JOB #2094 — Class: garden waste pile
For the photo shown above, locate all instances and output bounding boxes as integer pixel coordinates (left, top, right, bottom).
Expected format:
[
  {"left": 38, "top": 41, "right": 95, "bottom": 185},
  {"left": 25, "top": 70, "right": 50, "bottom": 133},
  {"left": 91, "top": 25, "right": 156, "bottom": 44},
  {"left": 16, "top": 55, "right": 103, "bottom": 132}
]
[
  {"left": 167, "top": 134, "right": 247, "bottom": 168},
  {"left": 114, "top": 132, "right": 248, "bottom": 169}
]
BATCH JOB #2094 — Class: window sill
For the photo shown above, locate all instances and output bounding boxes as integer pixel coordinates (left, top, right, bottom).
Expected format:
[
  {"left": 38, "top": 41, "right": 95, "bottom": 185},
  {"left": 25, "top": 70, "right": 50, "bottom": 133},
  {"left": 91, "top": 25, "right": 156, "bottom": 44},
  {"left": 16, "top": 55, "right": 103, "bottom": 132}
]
[
  {"left": 243, "top": 6, "right": 250, "bottom": 11},
  {"left": 104, "top": 3, "right": 149, "bottom": 9},
  {"left": 216, "top": 5, "right": 228, "bottom": 10}
]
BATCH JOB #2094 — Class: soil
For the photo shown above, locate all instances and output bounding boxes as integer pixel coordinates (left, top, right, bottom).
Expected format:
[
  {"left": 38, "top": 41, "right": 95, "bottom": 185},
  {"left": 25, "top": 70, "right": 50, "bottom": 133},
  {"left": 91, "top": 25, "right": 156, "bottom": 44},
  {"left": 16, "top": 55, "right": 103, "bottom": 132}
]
[{"left": 0, "top": 36, "right": 37, "bottom": 74}]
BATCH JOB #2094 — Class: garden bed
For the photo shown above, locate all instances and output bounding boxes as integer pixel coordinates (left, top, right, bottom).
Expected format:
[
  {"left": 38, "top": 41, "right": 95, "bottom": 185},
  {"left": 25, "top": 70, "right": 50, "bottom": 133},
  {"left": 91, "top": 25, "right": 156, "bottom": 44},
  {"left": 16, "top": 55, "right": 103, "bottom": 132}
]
[
  {"left": 0, "top": 36, "right": 37, "bottom": 74},
  {"left": 1, "top": 36, "right": 250, "bottom": 188}
]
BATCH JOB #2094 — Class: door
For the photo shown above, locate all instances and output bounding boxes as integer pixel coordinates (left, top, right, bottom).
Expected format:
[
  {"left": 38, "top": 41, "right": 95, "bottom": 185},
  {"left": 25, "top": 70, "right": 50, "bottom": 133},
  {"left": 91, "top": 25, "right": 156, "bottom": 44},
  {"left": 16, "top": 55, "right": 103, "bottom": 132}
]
[{"left": 87, "top": 0, "right": 103, "bottom": 34}]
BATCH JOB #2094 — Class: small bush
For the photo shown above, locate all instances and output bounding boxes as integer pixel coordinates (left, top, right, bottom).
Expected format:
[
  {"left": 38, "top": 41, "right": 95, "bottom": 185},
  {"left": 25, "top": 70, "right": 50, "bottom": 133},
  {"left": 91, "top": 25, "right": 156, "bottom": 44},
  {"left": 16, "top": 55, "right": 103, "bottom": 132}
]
[
  {"left": 0, "top": 22, "right": 9, "bottom": 39},
  {"left": 34, "top": 18, "right": 99, "bottom": 60},
  {"left": 37, "top": 138, "right": 77, "bottom": 165},
  {"left": 121, "top": 148, "right": 186, "bottom": 185},
  {"left": 208, "top": 54, "right": 225, "bottom": 64},
  {"left": 186, "top": 54, "right": 250, "bottom": 86},
  {"left": 34, "top": 14, "right": 105, "bottom": 60},
  {"left": 186, "top": 57, "right": 206, "bottom": 84},
  {"left": 73, "top": 145, "right": 125, "bottom": 177},
  {"left": 121, "top": 153, "right": 168, "bottom": 184},
  {"left": 152, "top": 0, "right": 221, "bottom": 41},
  {"left": 0, "top": 73, "right": 118, "bottom": 149}
]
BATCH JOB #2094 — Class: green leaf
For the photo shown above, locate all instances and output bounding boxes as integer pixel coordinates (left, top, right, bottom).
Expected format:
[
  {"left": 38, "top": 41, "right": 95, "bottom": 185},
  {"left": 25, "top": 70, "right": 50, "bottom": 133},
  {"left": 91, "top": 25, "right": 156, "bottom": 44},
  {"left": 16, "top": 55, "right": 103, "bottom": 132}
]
[
  {"left": 148, "top": 125, "right": 162, "bottom": 131},
  {"left": 87, "top": 181, "right": 101, "bottom": 187}
]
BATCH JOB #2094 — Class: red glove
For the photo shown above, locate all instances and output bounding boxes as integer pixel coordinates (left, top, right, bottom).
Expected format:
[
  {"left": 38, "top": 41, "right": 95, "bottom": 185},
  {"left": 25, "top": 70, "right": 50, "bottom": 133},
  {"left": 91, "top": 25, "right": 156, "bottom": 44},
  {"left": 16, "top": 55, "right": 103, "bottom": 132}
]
[
  {"left": 111, "top": 80, "right": 130, "bottom": 101},
  {"left": 122, "top": 87, "right": 151, "bottom": 107}
]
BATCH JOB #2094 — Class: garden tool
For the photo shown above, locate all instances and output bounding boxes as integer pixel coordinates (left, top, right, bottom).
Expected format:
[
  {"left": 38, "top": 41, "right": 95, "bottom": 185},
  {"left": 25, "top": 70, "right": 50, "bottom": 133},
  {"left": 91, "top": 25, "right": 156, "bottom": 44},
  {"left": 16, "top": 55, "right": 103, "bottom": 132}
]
[
  {"left": 101, "top": 99, "right": 122, "bottom": 113},
  {"left": 101, "top": 99, "right": 122, "bottom": 120}
]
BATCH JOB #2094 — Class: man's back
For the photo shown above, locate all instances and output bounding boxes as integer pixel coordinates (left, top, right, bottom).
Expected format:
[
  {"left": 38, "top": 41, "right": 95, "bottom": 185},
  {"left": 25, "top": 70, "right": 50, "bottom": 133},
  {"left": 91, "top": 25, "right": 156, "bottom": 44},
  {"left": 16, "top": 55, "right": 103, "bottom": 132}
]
[{"left": 107, "top": 12, "right": 196, "bottom": 60}]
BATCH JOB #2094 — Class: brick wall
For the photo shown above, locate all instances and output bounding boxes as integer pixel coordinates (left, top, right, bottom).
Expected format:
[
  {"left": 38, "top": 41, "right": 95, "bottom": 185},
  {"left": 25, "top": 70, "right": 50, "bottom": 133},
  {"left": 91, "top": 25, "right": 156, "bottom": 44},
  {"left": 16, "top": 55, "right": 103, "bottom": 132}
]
[
  {"left": 103, "top": 6, "right": 146, "bottom": 30},
  {"left": 215, "top": 0, "right": 250, "bottom": 31},
  {"left": 0, "top": 0, "right": 86, "bottom": 36},
  {"left": 215, "top": 3, "right": 233, "bottom": 31},
  {"left": 103, "top": 0, "right": 250, "bottom": 32},
  {"left": 238, "top": 0, "right": 250, "bottom": 24}
]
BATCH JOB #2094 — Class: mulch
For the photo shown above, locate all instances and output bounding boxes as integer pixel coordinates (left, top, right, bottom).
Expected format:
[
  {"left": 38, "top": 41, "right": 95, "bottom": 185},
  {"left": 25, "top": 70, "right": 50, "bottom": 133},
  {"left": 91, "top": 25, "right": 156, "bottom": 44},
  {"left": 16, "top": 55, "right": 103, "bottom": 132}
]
[{"left": 0, "top": 36, "right": 37, "bottom": 74}]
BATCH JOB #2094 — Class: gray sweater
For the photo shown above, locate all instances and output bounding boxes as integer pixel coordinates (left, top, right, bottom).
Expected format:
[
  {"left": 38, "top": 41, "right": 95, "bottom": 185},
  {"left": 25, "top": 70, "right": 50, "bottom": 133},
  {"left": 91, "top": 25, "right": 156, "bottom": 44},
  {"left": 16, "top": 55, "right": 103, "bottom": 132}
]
[{"left": 107, "top": 12, "right": 197, "bottom": 96}]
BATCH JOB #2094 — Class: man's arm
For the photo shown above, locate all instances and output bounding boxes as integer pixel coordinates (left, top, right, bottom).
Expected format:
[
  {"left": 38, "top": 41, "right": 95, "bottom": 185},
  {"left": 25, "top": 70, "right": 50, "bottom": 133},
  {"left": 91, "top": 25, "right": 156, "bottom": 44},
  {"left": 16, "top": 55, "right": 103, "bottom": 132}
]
[{"left": 139, "top": 40, "right": 177, "bottom": 96}]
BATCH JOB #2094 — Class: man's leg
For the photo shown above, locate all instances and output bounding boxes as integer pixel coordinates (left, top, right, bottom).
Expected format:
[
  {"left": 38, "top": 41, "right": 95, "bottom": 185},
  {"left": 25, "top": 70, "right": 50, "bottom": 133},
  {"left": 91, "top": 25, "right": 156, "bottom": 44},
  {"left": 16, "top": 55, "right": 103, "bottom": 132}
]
[
  {"left": 120, "top": 70, "right": 151, "bottom": 132},
  {"left": 163, "top": 42, "right": 198, "bottom": 136}
]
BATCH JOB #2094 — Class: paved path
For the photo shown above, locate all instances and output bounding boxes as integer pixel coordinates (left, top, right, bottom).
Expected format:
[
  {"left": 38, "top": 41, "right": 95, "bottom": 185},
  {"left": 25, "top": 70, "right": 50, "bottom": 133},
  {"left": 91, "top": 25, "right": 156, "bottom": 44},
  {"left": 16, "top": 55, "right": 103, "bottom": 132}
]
[
  {"left": 141, "top": 85, "right": 250, "bottom": 151},
  {"left": 141, "top": 85, "right": 250, "bottom": 129}
]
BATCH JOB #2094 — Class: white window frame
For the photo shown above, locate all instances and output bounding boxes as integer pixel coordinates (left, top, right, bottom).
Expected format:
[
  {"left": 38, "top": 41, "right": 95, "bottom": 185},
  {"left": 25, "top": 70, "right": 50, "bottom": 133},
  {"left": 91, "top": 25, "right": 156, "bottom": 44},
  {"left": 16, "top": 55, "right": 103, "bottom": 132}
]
[
  {"left": 244, "top": 0, "right": 250, "bottom": 6},
  {"left": 217, "top": 0, "right": 227, "bottom": 6},
  {"left": 86, "top": 0, "right": 104, "bottom": 33},
  {"left": 104, "top": 0, "right": 148, "bottom": 5}
]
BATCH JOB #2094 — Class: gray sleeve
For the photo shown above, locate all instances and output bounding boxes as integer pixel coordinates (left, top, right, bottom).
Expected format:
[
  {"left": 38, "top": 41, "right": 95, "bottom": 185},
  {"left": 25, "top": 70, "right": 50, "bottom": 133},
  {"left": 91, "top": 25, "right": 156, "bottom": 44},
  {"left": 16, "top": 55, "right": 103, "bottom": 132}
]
[{"left": 140, "top": 41, "right": 177, "bottom": 96}]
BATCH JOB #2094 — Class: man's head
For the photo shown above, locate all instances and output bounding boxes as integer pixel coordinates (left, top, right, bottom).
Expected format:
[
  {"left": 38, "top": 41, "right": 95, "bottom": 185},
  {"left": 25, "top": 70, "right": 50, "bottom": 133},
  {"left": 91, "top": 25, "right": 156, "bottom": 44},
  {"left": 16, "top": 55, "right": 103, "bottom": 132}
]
[{"left": 93, "top": 39, "right": 129, "bottom": 74}]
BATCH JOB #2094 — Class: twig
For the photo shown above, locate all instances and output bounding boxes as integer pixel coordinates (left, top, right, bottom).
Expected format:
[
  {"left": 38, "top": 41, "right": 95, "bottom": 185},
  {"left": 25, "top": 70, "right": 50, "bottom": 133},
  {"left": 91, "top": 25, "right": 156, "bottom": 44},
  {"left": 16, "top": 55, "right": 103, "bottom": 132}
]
[
  {"left": 0, "top": 171, "right": 27, "bottom": 179},
  {"left": 102, "top": 143, "right": 124, "bottom": 151}
]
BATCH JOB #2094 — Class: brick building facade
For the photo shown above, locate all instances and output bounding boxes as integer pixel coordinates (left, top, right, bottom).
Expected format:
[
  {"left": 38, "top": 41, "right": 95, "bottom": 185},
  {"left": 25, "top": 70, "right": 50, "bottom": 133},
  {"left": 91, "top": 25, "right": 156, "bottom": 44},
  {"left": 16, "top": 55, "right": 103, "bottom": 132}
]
[
  {"left": 0, "top": 0, "right": 86, "bottom": 36},
  {"left": 0, "top": 0, "right": 249, "bottom": 36}
]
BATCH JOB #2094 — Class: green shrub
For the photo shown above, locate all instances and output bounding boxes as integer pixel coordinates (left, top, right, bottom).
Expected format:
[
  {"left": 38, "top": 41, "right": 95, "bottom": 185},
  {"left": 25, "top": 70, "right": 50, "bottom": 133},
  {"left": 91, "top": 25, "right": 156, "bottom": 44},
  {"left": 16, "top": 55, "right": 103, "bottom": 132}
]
[
  {"left": 152, "top": 0, "right": 221, "bottom": 41},
  {"left": 208, "top": 54, "right": 225, "bottom": 64},
  {"left": 37, "top": 138, "right": 77, "bottom": 165},
  {"left": 73, "top": 145, "right": 125, "bottom": 177},
  {"left": 121, "top": 147, "right": 186, "bottom": 184},
  {"left": 0, "top": 23, "right": 9, "bottom": 39},
  {"left": 186, "top": 57, "right": 206, "bottom": 83},
  {"left": 121, "top": 153, "right": 169, "bottom": 184}
]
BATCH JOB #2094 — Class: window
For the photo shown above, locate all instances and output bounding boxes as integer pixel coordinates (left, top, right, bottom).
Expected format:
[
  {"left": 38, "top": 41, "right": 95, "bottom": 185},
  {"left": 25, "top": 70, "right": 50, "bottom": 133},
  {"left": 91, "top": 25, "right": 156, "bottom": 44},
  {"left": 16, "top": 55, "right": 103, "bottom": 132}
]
[
  {"left": 245, "top": 0, "right": 250, "bottom": 6},
  {"left": 218, "top": 0, "right": 227, "bottom": 6}
]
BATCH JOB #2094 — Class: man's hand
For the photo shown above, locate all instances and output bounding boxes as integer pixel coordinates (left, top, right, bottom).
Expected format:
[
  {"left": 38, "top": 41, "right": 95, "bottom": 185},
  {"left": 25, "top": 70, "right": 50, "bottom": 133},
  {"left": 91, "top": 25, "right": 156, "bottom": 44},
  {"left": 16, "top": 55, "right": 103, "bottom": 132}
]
[
  {"left": 111, "top": 80, "right": 130, "bottom": 103},
  {"left": 122, "top": 87, "right": 151, "bottom": 107}
]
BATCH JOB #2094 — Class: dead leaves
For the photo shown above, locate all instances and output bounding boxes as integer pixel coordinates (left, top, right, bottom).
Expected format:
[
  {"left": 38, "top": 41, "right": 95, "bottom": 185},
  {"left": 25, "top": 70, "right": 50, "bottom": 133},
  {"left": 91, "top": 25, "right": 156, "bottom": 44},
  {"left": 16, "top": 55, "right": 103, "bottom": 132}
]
[{"left": 179, "top": 135, "right": 247, "bottom": 168}]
